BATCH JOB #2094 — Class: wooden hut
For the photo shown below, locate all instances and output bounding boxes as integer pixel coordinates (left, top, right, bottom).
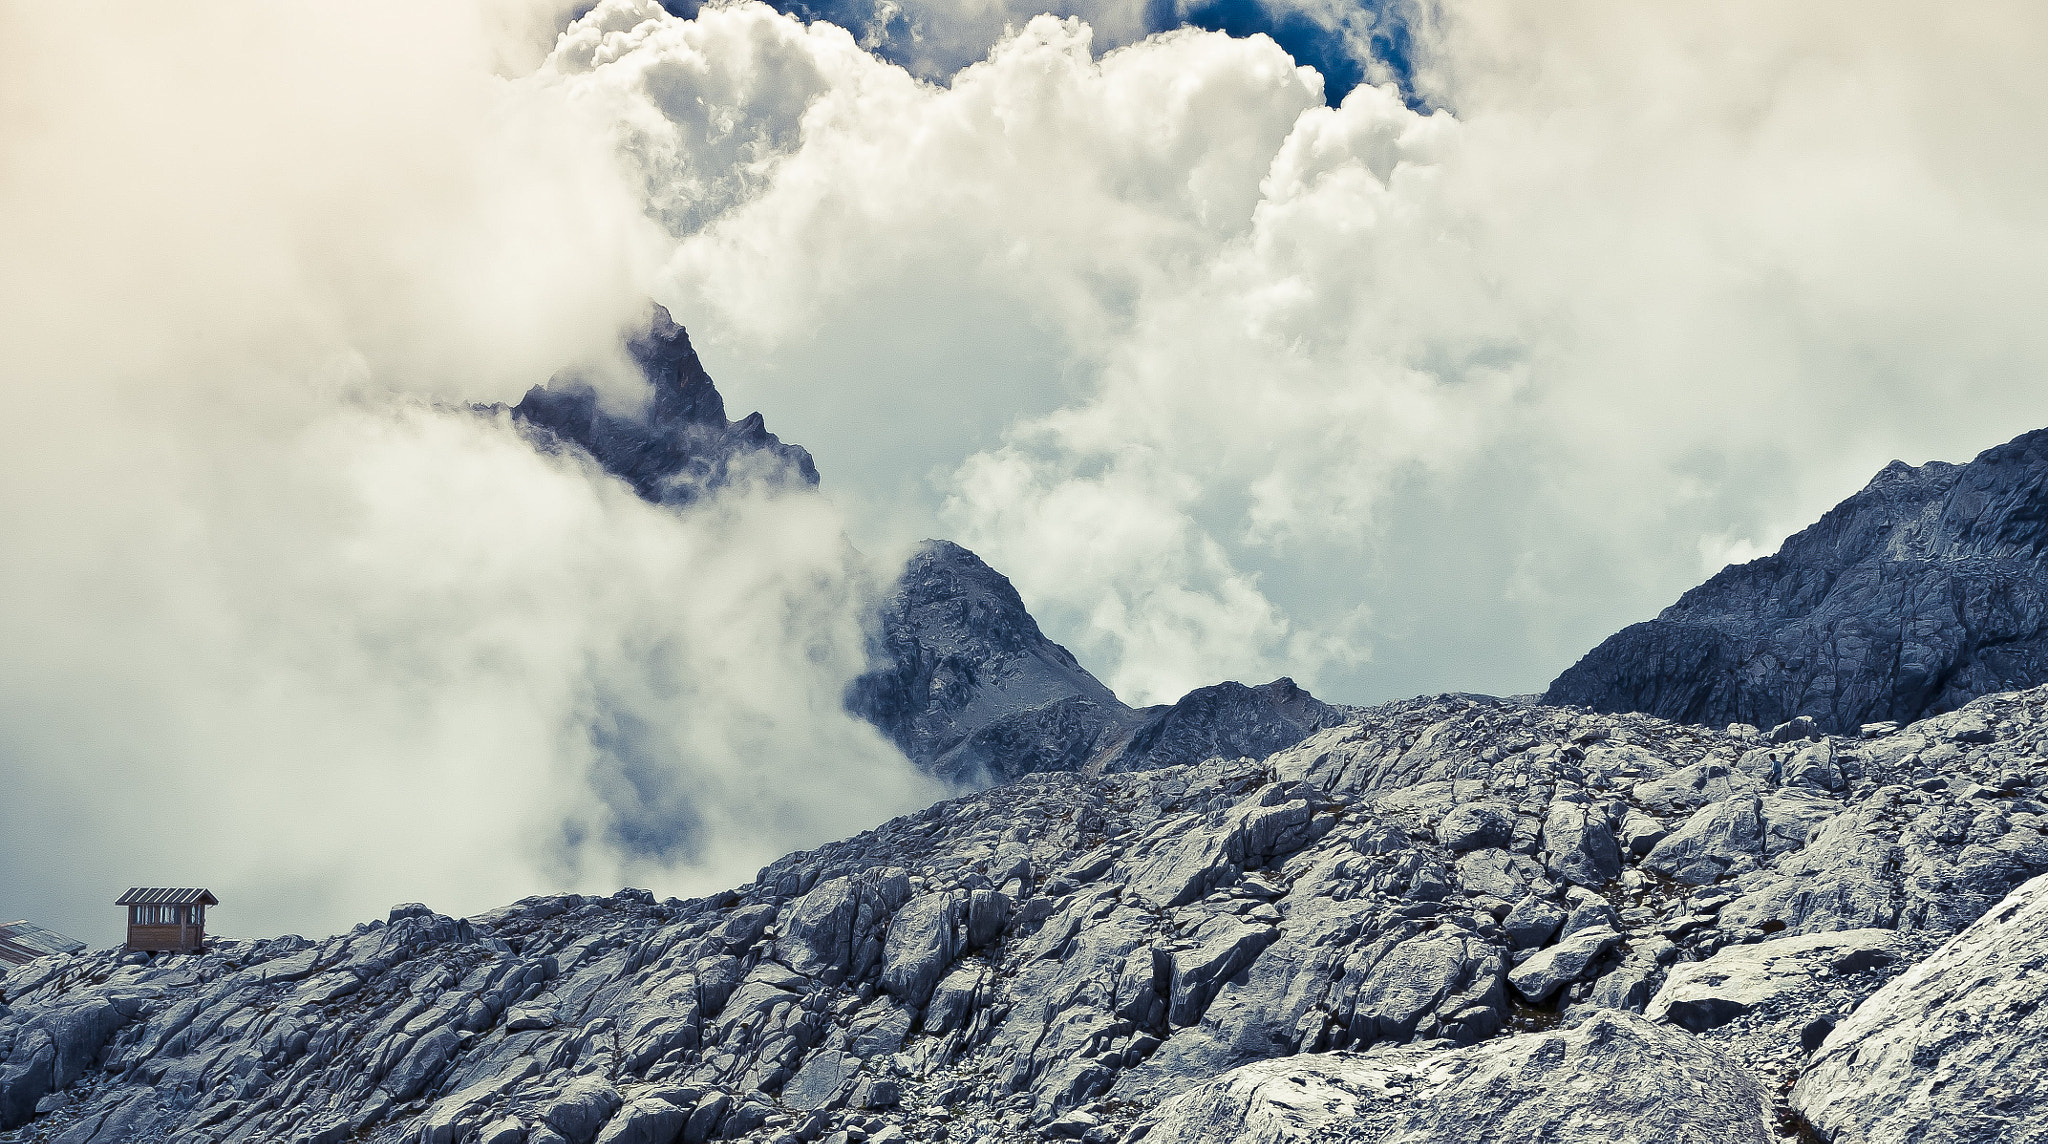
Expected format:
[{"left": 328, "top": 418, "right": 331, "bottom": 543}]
[{"left": 118, "top": 887, "right": 217, "bottom": 953}]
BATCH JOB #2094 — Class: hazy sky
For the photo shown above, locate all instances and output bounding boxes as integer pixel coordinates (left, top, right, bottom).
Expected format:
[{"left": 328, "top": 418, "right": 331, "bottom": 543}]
[{"left": 4, "top": 0, "right": 2047, "bottom": 944}]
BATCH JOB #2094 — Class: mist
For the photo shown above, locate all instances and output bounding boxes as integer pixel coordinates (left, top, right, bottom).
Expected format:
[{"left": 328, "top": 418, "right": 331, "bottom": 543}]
[
  {"left": 557, "top": 0, "right": 2048, "bottom": 704},
  {"left": 6, "top": 0, "right": 2047, "bottom": 946},
  {"left": 0, "top": 0, "right": 940, "bottom": 947}
]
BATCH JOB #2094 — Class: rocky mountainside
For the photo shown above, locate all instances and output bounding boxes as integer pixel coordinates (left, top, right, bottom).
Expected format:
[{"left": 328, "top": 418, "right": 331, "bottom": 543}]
[
  {"left": 10, "top": 687, "right": 2048, "bottom": 1144},
  {"left": 1548, "top": 427, "right": 2048, "bottom": 734},
  {"left": 510, "top": 305, "right": 819, "bottom": 508},
  {"left": 1096, "top": 678, "right": 1353, "bottom": 777}
]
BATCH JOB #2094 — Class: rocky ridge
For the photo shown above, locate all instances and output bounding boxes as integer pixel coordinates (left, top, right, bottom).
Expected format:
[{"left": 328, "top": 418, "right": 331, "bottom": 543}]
[
  {"left": 9, "top": 687, "right": 2048, "bottom": 1143},
  {"left": 1548, "top": 427, "right": 2048, "bottom": 734}
]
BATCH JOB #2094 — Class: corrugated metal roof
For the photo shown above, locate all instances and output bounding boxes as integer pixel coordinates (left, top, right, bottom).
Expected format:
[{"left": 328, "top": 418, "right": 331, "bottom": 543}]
[
  {"left": 115, "top": 887, "right": 219, "bottom": 906},
  {"left": 0, "top": 921, "right": 86, "bottom": 966}
]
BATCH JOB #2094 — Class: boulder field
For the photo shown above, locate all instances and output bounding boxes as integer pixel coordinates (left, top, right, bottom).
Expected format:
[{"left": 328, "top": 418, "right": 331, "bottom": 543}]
[{"left": 10, "top": 687, "right": 2048, "bottom": 1143}]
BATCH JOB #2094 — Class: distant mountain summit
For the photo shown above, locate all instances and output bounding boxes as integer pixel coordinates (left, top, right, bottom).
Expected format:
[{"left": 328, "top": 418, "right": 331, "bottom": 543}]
[
  {"left": 846, "top": 542, "right": 1357, "bottom": 784},
  {"left": 509, "top": 305, "right": 1349, "bottom": 784},
  {"left": 846, "top": 540, "right": 1133, "bottom": 787},
  {"left": 1548, "top": 427, "right": 2048, "bottom": 733},
  {"left": 512, "top": 304, "right": 818, "bottom": 507}
]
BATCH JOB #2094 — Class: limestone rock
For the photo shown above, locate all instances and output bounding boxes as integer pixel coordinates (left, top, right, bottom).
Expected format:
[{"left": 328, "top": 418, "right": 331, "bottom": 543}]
[
  {"left": 1542, "top": 800, "right": 1621, "bottom": 886},
  {"left": 1643, "top": 796, "right": 1764, "bottom": 885},
  {"left": 1126, "top": 1010, "right": 1772, "bottom": 1144},
  {"left": 1793, "top": 873, "right": 2048, "bottom": 1143},
  {"left": 1507, "top": 926, "right": 1622, "bottom": 1003},
  {"left": 1546, "top": 428, "right": 2048, "bottom": 734},
  {"left": 1645, "top": 929, "right": 1906, "bottom": 1033},
  {"left": 1436, "top": 804, "right": 1514, "bottom": 852}
]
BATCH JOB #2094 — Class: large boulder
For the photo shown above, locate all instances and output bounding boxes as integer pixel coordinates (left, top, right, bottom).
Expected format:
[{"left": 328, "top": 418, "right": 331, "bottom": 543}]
[
  {"left": 1542, "top": 799, "right": 1622, "bottom": 886},
  {"left": 1645, "top": 929, "right": 1906, "bottom": 1033},
  {"left": 1643, "top": 796, "right": 1764, "bottom": 885},
  {"left": 1436, "top": 804, "right": 1514, "bottom": 852},
  {"left": 1508, "top": 926, "right": 1622, "bottom": 1003},
  {"left": 1792, "top": 873, "right": 2048, "bottom": 1143},
  {"left": 1127, "top": 1009, "right": 1772, "bottom": 1144}
]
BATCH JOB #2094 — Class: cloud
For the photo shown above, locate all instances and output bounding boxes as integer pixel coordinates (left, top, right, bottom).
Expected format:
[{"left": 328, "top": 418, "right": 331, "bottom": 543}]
[
  {"left": 9, "top": 0, "right": 2048, "bottom": 946},
  {"left": 0, "top": 0, "right": 940, "bottom": 946},
  {"left": 552, "top": 0, "right": 2048, "bottom": 709},
  {"left": 664, "top": 0, "right": 1418, "bottom": 102}
]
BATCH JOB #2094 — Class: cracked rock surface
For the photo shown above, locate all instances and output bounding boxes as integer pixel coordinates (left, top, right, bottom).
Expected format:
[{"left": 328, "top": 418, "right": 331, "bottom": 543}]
[
  {"left": 9, "top": 689, "right": 2048, "bottom": 1143},
  {"left": 1793, "top": 870, "right": 2048, "bottom": 1144}
]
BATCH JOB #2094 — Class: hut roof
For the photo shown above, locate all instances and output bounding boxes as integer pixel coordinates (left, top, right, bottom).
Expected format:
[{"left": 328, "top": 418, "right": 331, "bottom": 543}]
[{"left": 115, "top": 887, "right": 219, "bottom": 907}]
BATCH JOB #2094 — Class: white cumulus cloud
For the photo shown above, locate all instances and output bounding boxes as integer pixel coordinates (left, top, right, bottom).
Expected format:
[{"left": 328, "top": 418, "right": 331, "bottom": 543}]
[
  {"left": 551, "top": 0, "right": 2048, "bottom": 705},
  {"left": 0, "top": 0, "right": 940, "bottom": 946}
]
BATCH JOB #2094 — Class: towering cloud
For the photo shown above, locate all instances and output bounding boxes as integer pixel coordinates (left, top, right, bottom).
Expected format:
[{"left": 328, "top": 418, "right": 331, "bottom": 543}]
[
  {"left": 553, "top": 0, "right": 2048, "bottom": 705},
  {"left": 5, "top": 0, "right": 2046, "bottom": 945},
  {"left": 0, "top": 0, "right": 939, "bottom": 945}
]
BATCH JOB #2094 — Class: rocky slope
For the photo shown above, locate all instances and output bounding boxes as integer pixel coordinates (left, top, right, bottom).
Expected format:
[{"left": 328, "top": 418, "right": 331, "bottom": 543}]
[
  {"left": 9, "top": 687, "right": 2048, "bottom": 1144},
  {"left": 1547, "top": 427, "right": 2048, "bottom": 734}
]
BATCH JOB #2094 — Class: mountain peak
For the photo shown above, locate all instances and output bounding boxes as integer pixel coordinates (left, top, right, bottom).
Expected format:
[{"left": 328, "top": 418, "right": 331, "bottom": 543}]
[
  {"left": 510, "top": 304, "right": 818, "bottom": 506},
  {"left": 1548, "top": 424, "right": 2048, "bottom": 732}
]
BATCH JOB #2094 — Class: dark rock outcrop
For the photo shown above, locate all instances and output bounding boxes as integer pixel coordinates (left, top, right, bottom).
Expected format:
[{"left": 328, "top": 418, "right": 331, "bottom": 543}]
[
  {"left": 511, "top": 304, "right": 819, "bottom": 507},
  {"left": 1096, "top": 678, "right": 1354, "bottom": 775},
  {"left": 1547, "top": 428, "right": 2048, "bottom": 734}
]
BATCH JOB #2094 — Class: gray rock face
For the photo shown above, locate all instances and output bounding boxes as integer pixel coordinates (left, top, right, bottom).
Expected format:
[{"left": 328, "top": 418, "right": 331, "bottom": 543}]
[
  {"left": 1547, "top": 427, "right": 2048, "bottom": 734},
  {"left": 1793, "top": 872, "right": 2048, "bottom": 1143},
  {"left": 1125, "top": 1010, "right": 1773, "bottom": 1144},
  {"left": 1542, "top": 798, "right": 1622, "bottom": 885},
  {"left": 1436, "top": 804, "right": 1513, "bottom": 851},
  {"left": 8, "top": 690, "right": 2048, "bottom": 1144},
  {"left": 1642, "top": 796, "right": 1765, "bottom": 884},
  {"left": 844, "top": 544, "right": 1356, "bottom": 786},
  {"left": 1503, "top": 896, "right": 1566, "bottom": 950},
  {"left": 1097, "top": 678, "right": 1357, "bottom": 776},
  {"left": 1645, "top": 929, "right": 1906, "bottom": 1033},
  {"left": 1507, "top": 926, "right": 1621, "bottom": 1003}
]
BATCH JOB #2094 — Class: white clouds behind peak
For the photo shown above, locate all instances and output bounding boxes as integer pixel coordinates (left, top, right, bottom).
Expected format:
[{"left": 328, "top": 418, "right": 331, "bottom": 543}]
[
  {"left": 555, "top": 0, "right": 2048, "bottom": 706},
  {"left": 7, "top": 0, "right": 2048, "bottom": 941}
]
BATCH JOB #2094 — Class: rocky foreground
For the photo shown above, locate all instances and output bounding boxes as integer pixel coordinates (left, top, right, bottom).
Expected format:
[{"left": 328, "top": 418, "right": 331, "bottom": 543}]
[{"left": 9, "top": 689, "right": 2048, "bottom": 1144}]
